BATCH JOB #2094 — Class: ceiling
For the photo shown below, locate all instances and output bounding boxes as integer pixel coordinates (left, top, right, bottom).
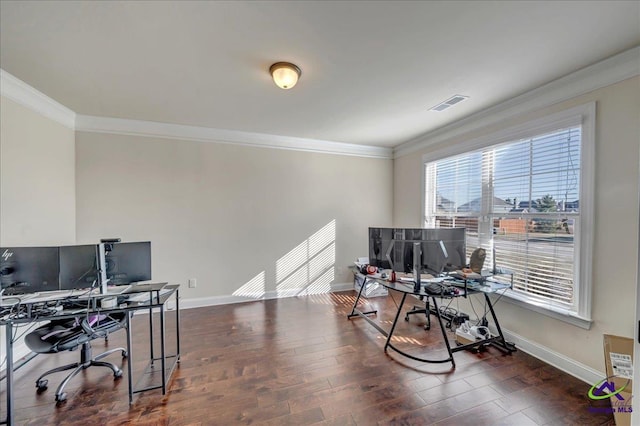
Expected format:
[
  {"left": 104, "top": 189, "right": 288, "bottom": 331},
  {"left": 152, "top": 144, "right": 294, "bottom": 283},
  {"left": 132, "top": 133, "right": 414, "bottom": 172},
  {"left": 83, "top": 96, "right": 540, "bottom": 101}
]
[{"left": 1, "top": 1, "right": 639, "bottom": 148}]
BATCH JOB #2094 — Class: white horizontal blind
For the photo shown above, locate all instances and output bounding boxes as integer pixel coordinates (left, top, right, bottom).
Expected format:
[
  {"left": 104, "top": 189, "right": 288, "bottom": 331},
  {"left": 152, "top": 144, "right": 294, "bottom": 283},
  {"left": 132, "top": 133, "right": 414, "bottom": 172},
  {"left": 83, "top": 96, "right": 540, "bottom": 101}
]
[
  {"left": 425, "top": 126, "right": 582, "bottom": 312},
  {"left": 425, "top": 151, "right": 483, "bottom": 263},
  {"left": 492, "top": 128, "right": 580, "bottom": 308}
]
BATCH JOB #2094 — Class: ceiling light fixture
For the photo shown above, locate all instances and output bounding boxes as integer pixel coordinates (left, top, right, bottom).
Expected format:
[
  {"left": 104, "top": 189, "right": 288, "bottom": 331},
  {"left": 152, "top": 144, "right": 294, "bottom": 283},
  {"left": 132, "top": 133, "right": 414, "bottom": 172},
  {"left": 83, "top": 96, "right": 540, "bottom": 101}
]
[{"left": 269, "top": 62, "right": 301, "bottom": 90}]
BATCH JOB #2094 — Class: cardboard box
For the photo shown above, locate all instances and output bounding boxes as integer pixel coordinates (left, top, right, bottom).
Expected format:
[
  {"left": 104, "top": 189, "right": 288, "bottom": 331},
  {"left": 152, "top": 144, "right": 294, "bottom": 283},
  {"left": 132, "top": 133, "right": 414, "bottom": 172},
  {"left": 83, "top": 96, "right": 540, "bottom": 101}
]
[{"left": 602, "top": 334, "right": 634, "bottom": 426}]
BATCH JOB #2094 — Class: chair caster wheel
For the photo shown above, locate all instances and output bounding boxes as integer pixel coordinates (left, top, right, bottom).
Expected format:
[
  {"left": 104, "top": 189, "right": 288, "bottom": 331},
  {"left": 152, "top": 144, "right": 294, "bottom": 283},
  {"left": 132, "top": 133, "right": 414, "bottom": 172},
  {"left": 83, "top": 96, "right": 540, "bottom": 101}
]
[
  {"left": 36, "top": 378, "right": 48, "bottom": 391},
  {"left": 404, "top": 316, "right": 409, "bottom": 321},
  {"left": 121, "top": 350, "right": 128, "bottom": 358},
  {"left": 114, "top": 369, "right": 123, "bottom": 378},
  {"left": 55, "top": 392, "right": 67, "bottom": 403}
]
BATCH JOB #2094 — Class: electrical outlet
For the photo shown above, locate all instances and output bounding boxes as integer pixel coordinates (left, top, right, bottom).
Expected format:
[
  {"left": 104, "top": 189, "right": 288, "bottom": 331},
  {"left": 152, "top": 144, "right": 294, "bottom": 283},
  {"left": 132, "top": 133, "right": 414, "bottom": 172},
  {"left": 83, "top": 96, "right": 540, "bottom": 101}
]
[{"left": 188, "top": 278, "right": 197, "bottom": 288}]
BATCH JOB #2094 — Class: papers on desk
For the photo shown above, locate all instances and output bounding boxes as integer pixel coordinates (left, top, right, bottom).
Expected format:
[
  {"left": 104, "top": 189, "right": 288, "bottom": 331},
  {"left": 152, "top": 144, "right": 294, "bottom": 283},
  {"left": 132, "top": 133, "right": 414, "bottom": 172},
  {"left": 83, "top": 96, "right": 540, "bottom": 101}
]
[
  {"left": 481, "top": 280, "right": 511, "bottom": 292},
  {"left": 449, "top": 280, "right": 477, "bottom": 288},
  {"left": 126, "top": 287, "right": 173, "bottom": 304},
  {"left": 130, "top": 282, "right": 168, "bottom": 292},
  {"left": 355, "top": 257, "right": 369, "bottom": 266},
  {"left": 17, "top": 290, "right": 78, "bottom": 304},
  {"left": 103, "top": 285, "right": 132, "bottom": 295},
  {"left": 450, "top": 270, "right": 483, "bottom": 280},
  {"left": 397, "top": 273, "right": 440, "bottom": 283}
]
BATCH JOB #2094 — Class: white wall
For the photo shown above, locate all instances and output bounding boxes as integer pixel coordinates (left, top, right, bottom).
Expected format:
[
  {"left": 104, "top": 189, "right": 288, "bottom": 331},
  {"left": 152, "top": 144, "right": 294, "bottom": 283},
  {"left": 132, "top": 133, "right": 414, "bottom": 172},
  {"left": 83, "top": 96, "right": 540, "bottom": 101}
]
[
  {"left": 75, "top": 132, "right": 393, "bottom": 303},
  {"left": 0, "top": 94, "right": 76, "bottom": 361},
  {"left": 394, "top": 76, "right": 640, "bottom": 374},
  {"left": 0, "top": 96, "right": 76, "bottom": 245}
]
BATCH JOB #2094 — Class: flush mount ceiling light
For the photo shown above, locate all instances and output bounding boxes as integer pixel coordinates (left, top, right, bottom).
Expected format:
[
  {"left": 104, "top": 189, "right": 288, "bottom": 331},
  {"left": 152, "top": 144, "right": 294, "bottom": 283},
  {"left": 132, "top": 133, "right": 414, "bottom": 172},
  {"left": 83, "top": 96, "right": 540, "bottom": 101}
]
[{"left": 269, "top": 62, "right": 301, "bottom": 89}]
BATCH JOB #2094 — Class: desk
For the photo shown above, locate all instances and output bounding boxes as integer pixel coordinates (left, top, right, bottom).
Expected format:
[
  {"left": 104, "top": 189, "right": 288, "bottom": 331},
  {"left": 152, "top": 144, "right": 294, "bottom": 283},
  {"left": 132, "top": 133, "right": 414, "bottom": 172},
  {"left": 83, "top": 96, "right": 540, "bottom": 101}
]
[
  {"left": 348, "top": 272, "right": 515, "bottom": 368},
  {"left": 0, "top": 285, "right": 180, "bottom": 426}
]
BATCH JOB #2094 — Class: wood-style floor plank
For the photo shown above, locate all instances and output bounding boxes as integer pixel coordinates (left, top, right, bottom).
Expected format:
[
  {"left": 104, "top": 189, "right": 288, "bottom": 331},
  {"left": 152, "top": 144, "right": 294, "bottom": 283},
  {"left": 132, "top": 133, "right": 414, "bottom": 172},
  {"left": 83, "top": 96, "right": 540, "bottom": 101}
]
[{"left": 3, "top": 291, "right": 615, "bottom": 425}]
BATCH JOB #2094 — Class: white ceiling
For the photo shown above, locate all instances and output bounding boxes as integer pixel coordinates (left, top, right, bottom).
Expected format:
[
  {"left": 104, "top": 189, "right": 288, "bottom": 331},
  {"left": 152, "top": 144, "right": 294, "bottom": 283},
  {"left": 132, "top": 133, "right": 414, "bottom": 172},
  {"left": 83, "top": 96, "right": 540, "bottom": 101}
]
[{"left": 1, "top": 1, "right": 639, "bottom": 148}]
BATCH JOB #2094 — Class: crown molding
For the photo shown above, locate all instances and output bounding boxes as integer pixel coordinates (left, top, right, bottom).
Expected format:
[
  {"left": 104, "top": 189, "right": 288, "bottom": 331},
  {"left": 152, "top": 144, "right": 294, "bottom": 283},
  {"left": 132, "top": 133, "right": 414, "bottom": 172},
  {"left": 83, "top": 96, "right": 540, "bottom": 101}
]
[
  {"left": 394, "top": 45, "right": 640, "bottom": 158},
  {"left": 0, "top": 69, "right": 76, "bottom": 129},
  {"left": 75, "top": 114, "right": 393, "bottom": 159},
  {"left": 0, "top": 68, "right": 391, "bottom": 159}
]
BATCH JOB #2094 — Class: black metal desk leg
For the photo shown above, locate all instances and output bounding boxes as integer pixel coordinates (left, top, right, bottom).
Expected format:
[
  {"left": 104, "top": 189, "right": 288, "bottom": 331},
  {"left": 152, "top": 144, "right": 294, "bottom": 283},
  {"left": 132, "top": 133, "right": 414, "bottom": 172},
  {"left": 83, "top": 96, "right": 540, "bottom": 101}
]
[
  {"left": 347, "top": 276, "right": 377, "bottom": 319},
  {"left": 175, "top": 289, "right": 181, "bottom": 362},
  {"left": 425, "top": 298, "right": 432, "bottom": 330},
  {"left": 384, "top": 293, "right": 408, "bottom": 352},
  {"left": 429, "top": 297, "right": 456, "bottom": 368},
  {"left": 4, "top": 323, "right": 14, "bottom": 425},
  {"left": 149, "top": 305, "right": 155, "bottom": 364},
  {"left": 484, "top": 293, "right": 515, "bottom": 352},
  {"left": 126, "top": 312, "right": 134, "bottom": 405},
  {"left": 160, "top": 305, "right": 166, "bottom": 395}
]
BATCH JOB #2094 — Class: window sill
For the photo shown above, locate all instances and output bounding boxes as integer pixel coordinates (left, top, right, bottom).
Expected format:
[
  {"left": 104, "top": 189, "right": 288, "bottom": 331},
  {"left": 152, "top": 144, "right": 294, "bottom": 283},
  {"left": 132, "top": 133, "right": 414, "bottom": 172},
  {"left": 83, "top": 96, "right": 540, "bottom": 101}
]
[{"left": 491, "top": 291, "right": 593, "bottom": 330}]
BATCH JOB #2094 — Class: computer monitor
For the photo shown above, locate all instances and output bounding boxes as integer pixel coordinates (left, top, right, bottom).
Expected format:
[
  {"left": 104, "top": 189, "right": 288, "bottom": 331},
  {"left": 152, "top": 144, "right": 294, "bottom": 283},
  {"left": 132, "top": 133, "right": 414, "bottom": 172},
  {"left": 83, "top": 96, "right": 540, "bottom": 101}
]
[
  {"left": 0, "top": 246, "right": 60, "bottom": 294},
  {"left": 368, "top": 228, "right": 396, "bottom": 270},
  {"left": 59, "top": 244, "right": 99, "bottom": 290},
  {"left": 103, "top": 241, "right": 152, "bottom": 285},
  {"left": 368, "top": 227, "right": 466, "bottom": 275}
]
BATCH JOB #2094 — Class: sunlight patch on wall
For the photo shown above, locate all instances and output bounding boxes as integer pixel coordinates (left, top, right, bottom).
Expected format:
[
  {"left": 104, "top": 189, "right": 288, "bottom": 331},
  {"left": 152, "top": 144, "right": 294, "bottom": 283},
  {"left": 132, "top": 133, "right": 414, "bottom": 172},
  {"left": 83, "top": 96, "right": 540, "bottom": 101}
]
[
  {"left": 232, "top": 271, "right": 266, "bottom": 299},
  {"left": 308, "top": 221, "right": 335, "bottom": 258},
  {"left": 298, "top": 267, "right": 334, "bottom": 295},
  {"left": 276, "top": 220, "right": 336, "bottom": 297},
  {"left": 277, "top": 267, "right": 308, "bottom": 292},
  {"left": 276, "top": 240, "right": 308, "bottom": 283},
  {"left": 310, "top": 243, "right": 335, "bottom": 280}
]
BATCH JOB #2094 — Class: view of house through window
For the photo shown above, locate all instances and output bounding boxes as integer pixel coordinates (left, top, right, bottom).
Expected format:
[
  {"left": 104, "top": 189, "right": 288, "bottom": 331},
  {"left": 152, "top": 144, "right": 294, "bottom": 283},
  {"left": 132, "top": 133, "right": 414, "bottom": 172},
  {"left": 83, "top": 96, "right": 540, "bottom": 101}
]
[{"left": 425, "top": 126, "right": 582, "bottom": 314}]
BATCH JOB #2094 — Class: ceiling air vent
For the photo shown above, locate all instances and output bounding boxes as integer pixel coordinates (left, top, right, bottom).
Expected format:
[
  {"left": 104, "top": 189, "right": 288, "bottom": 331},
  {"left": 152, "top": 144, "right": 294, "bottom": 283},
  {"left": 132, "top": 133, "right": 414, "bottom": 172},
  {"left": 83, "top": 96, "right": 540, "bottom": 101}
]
[{"left": 429, "top": 95, "right": 469, "bottom": 112}]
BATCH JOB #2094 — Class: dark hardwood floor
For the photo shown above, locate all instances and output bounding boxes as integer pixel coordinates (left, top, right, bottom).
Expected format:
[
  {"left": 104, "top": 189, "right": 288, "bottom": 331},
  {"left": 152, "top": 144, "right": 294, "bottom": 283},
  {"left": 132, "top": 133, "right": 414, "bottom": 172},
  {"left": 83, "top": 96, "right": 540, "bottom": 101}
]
[{"left": 5, "top": 291, "right": 614, "bottom": 425}]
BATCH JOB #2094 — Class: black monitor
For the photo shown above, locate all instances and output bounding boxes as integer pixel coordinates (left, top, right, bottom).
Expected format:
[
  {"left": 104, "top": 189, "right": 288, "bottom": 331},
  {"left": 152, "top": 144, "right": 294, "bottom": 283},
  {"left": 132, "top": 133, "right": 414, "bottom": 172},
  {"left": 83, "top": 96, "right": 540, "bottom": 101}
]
[
  {"left": 0, "top": 246, "right": 60, "bottom": 294},
  {"left": 59, "top": 244, "right": 99, "bottom": 290},
  {"left": 368, "top": 228, "right": 396, "bottom": 270},
  {"left": 369, "top": 227, "right": 466, "bottom": 275},
  {"left": 104, "top": 241, "right": 151, "bottom": 285}
]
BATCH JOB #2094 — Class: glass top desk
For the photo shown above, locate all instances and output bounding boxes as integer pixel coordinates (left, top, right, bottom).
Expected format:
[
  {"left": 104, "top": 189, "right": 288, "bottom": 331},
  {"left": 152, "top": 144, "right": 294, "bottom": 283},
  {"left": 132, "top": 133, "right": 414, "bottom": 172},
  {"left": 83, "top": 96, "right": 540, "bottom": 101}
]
[
  {"left": 347, "top": 269, "right": 516, "bottom": 368},
  {"left": 0, "top": 284, "right": 180, "bottom": 426}
]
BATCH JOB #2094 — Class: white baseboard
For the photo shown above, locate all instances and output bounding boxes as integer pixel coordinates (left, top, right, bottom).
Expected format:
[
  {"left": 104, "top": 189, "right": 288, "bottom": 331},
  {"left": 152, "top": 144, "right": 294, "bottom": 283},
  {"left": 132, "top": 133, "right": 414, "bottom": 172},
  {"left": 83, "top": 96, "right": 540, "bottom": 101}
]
[{"left": 500, "top": 328, "right": 605, "bottom": 385}]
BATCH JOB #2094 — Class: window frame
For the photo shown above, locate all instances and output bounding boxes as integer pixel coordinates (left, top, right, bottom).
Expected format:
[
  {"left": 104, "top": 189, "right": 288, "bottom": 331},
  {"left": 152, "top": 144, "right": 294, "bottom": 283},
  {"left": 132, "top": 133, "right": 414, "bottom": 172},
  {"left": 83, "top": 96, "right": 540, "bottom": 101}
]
[{"left": 422, "top": 103, "right": 595, "bottom": 329}]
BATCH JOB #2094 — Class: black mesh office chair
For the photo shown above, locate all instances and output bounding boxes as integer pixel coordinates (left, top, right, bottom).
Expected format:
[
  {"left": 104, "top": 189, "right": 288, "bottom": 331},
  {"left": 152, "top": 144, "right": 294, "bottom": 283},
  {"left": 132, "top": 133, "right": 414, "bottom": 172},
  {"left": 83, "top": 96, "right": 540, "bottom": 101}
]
[{"left": 25, "top": 312, "right": 128, "bottom": 403}]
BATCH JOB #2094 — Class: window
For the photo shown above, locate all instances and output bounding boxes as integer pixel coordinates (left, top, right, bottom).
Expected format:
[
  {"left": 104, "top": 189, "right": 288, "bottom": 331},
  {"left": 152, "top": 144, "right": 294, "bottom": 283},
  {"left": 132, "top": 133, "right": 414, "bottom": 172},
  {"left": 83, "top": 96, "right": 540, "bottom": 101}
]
[{"left": 423, "top": 104, "right": 594, "bottom": 327}]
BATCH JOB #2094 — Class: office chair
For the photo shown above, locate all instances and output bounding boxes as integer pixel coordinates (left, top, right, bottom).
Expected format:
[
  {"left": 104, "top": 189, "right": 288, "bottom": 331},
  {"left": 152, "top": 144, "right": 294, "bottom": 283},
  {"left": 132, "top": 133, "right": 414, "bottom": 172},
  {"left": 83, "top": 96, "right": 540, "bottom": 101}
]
[{"left": 25, "top": 312, "right": 128, "bottom": 403}]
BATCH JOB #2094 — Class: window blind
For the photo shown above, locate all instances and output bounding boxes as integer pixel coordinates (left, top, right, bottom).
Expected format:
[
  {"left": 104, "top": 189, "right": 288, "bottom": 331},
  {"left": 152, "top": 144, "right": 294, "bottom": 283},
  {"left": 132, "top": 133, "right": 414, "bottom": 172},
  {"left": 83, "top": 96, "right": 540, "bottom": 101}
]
[{"left": 425, "top": 126, "right": 582, "bottom": 311}]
